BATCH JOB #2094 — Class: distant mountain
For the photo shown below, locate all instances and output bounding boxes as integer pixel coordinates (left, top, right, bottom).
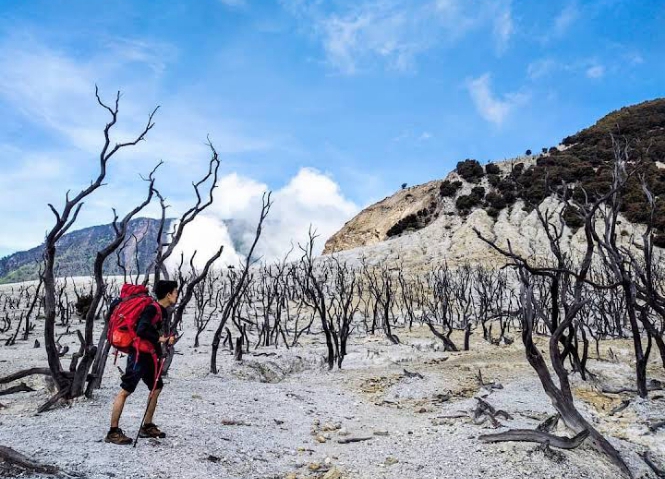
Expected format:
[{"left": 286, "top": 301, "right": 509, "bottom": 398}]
[
  {"left": 0, "top": 218, "right": 173, "bottom": 284},
  {"left": 0, "top": 216, "right": 258, "bottom": 284}
]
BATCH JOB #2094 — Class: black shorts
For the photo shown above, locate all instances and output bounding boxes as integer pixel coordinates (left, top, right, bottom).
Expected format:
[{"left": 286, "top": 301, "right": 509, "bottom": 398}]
[{"left": 120, "top": 352, "right": 163, "bottom": 394}]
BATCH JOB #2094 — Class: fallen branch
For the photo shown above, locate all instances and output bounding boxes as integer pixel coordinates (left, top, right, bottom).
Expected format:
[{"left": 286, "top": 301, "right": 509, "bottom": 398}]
[
  {"left": 0, "top": 368, "right": 51, "bottom": 385},
  {"left": 609, "top": 399, "right": 631, "bottom": 416},
  {"left": 473, "top": 397, "right": 513, "bottom": 427},
  {"left": 403, "top": 369, "right": 424, "bottom": 379},
  {"left": 476, "top": 369, "right": 503, "bottom": 391},
  {"left": 602, "top": 379, "right": 664, "bottom": 395},
  {"left": 480, "top": 429, "right": 589, "bottom": 450},
  {"left": 337, "top": 437, "right": 373, "bottom": 444},
  {"left": 640, "top": 451, "right": 665, "bottom": 478},
  {"left": 0, "top": 383, "right": 35, "bottom": 396},
  {"left": 0, "top": 445, "right": 59, "bottom": 476},
  {"left": 648, "top": 420, "right": 665, "bottom": 433}
]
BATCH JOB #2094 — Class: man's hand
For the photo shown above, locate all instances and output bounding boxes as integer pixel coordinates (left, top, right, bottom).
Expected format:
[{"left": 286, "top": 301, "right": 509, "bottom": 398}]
[{"left": 159, "top": 335, "right": 176, "bottom": 346}]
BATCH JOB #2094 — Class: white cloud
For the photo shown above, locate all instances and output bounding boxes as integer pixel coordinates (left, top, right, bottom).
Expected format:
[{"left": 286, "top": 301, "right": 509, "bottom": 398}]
[
  {"left": 466, "top": 73, "right": 528, "bottom": 126},
  {"left": 586, "top": 64, "right": 605, "bottom": 79},
  {"left": 553, "top": 4, "right": 579, "bottom": 38}
]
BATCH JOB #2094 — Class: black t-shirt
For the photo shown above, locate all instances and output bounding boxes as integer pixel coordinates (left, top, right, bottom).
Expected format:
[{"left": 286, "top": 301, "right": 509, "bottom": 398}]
[{"left": 136, "top": 303, "right": 167, "bottom": 352}]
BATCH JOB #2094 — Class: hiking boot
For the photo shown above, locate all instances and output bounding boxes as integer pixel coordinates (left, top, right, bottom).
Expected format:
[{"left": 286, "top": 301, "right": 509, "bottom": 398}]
[
  {"left": 139, "top": 423, "right": 166, "bottom": 438},
  {"left": 105, "top": 428, "right": 132, "bottom": 445}
]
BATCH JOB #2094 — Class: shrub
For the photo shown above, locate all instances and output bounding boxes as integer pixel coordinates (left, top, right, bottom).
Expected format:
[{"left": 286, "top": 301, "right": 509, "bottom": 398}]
[
  {"left": 485, "top": 191, "right": 506, "bottom": 210},
  {"left": 487, "top": 174, "right": 500, "bottom": 187},
  {"left": 503, "top": 191, "right": 517, "bottom": 205},
  {"left": 485, "top": 163, "right": 501, "bottom": 175},
  {"left": 497, "top": 178, "right": 516, "bottom": 193},
  {"left": 471, "top": 186, "right": 486, "bottom": 200},
  {"left": 562, "top": 206, "right": 584, "bottom": 229},
  {"left": 486, "top": 207, "right": 500, "bottom": 218},
  {"left": 456, "top": 194, "right": 481, "bottom": 211},
  {"left": 456, "top": 159, "right": 484, "bottom": 183},
  {"left": 386, "top": 202, "right": 438, "bottom": 237},
  {"left": 439, "top": 180, "right": 462, "bottom": 197},
  {"left": 654, "top": 234, "right": 665, "bottom": 248}
]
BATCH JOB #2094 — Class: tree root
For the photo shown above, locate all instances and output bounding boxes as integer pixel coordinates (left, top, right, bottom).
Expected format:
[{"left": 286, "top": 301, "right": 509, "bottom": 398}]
[
  {"left": 37, "top": 389, "right": 69, "bottom": 414},
  {"left": 480, "top": 429, "right": 589, "bottom": 450}
]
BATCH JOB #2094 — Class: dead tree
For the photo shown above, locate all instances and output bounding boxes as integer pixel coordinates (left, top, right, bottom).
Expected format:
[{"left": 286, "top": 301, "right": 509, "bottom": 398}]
[
  {"left": 295, "top": 228, "right": 337, "bottom": 369},
  {"left": 362, "top": 260, "right": 400, "bottom": 344},
  {"left": 587, "top": 149, "right": 653, "bottom": 397},
  {"left": 149, "top": 141, "right": 221, "bottom": 284},
  {"left": 210, "top": 192, "right": 271, "bottom": 373},
  {"left": 622, "top": 175, "right": 665, "bottom": 370},
  {"left": 162, "top": 244, "right": 224, "bottom": 375},
  {"left": 82, "top": 169, "right": 159, "bottom": 397},
  {"left": 422, "top": 265, "right": 458, "bottom": 351},
  {"left": 193, "top": 274, "right": 222, "bottom": 348},
  {"left": 40, "top": 88, "right": 157, "bottom": 404},
  {"left": 474, "top": 193, "right": 631, "bottom": 476},
  {"left": 327, "top": 256, "right": 360, "bottom": 367}
]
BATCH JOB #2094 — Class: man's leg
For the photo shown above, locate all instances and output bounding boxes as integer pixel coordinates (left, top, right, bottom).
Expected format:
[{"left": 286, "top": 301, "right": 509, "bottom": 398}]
[
  {"left": 144, "top": 388, "right": 162, "bottom": 425},
  {"left": 110, "top": 389, "right": 131, "bottom": 428}
]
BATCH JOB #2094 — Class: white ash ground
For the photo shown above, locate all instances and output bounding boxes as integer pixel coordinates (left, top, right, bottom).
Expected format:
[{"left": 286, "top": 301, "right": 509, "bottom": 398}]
[{"left": 0, "top": 317, "right": 664, "bottom": 479}]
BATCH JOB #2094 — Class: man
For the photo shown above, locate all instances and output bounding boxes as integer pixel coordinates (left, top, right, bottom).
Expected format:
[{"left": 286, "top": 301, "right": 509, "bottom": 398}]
[{"left": 105, "top": 280, "right": 178, "bottom": 445}]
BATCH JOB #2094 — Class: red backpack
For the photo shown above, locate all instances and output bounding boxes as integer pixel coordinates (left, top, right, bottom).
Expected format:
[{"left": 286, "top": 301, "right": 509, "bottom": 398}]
[{"left": 107, "top": 284, "right": 162, "bottom": 355}]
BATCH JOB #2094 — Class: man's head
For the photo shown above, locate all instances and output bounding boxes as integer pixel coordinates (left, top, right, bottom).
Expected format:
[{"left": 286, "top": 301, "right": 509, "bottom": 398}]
[{"left": 154, "top": 280, "right": 178, "bottom": 307}]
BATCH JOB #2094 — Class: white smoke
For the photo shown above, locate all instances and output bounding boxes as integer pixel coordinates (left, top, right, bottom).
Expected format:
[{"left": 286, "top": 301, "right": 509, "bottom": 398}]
[{"left": 166, "top": 167, "right": 359, "bottom": 271}]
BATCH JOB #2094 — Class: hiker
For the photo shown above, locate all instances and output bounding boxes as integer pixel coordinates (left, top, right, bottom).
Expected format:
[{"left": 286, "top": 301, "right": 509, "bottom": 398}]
[{"left": 105, "top": 280, "right": 178, "bottom": 445}]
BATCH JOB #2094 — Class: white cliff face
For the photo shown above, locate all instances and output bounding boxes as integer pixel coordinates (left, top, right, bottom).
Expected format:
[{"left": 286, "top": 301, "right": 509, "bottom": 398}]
[{"left": 322, "top": 157, "right": 654, "bottom": 271}]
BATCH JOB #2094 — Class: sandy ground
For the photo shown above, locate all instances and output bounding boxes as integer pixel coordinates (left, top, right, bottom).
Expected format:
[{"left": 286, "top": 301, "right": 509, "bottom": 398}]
[{"left": 1, "top": 309, "right": 664, "bottom": 479}]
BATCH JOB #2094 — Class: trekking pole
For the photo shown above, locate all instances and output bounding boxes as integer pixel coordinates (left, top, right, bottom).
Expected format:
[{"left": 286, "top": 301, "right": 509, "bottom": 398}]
[{"left": 133, "top": 348, "right": 168, "bottom": 448}]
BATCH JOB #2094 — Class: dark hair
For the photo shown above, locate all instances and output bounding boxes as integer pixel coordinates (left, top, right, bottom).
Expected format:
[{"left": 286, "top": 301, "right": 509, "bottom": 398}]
[{"left": 154, "top": 280, "right": 178, "bottom": 300}]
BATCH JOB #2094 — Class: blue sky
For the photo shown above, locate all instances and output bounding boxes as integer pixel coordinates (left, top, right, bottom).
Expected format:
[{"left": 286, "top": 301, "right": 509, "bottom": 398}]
[{"left": 0, "top": 0, "right": 663, "bottom": 261}]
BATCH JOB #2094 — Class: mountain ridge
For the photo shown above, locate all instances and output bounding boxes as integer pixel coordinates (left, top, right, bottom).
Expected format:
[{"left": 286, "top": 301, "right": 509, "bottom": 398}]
[{"left": 324, "top": 98, "right": 665, "bottom": 257}]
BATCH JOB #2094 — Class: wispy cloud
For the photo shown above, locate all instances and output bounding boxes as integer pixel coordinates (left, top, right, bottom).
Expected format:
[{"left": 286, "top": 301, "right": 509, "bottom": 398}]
[
  {"left": 283, "top": 0, "right": 516, "bottom": 75},
  {"left": 466, "top": 73, "right": 528, "bottom": 126},
  {"left": 585, "top": 64, "right": 605, "bottom": 79},
  {"left": 552, "top": 3, "right": 580, "bottom": 39},
  {"left": 493, "top": 7, "right": 514, "bottom": 55},
  {"left": 218, "top": 0, "right": 247, "bottom": 7},
  {"left": 527, "top": 58, "right": 558, "bottom": 79}
]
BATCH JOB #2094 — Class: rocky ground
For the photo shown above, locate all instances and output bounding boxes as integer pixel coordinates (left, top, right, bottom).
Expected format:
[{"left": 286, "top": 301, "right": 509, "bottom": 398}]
[{"left": 0, "top": 315, "right": 664, "bottom": 479}]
